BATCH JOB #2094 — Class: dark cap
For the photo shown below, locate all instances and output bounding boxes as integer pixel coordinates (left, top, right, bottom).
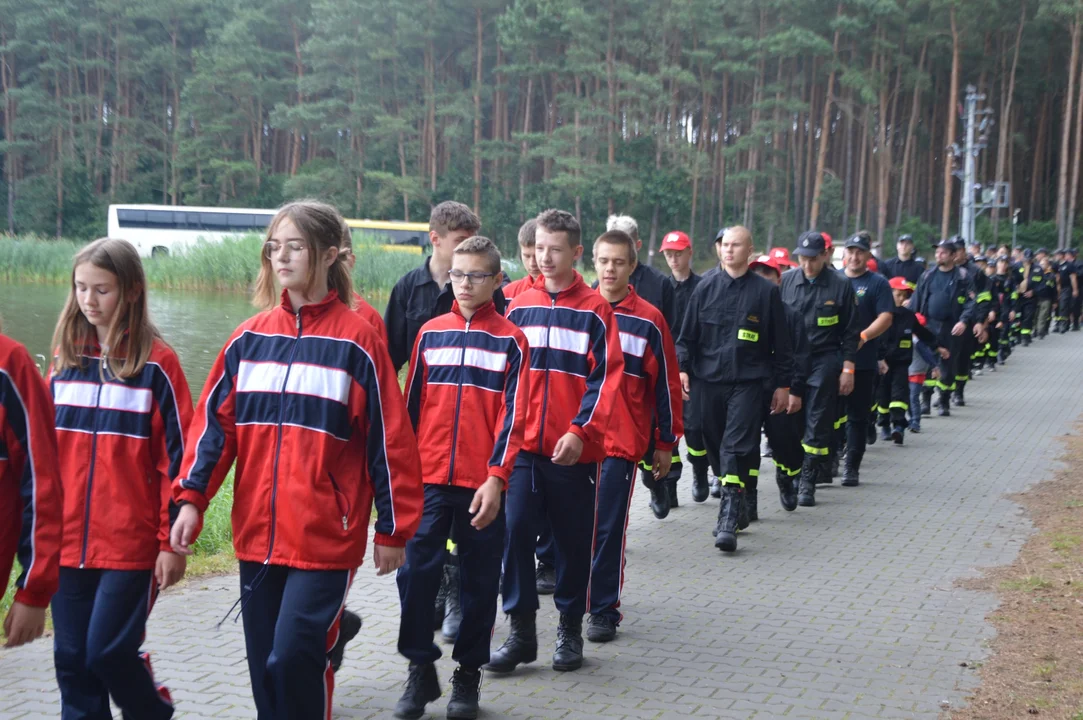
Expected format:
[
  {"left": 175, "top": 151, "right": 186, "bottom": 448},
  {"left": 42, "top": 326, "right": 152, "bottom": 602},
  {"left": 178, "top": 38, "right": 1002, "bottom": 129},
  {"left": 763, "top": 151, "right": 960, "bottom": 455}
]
[
  {"left": 713, "top": 227, "right": 728, "bottom": 242},
  {"left": 1023, "top": 248, "right": 1034, "bottom": 260},
  {"left": 974, "top": 255, "right": 988, "bottom": 264},
  {"left": 937, "top": 238, "right": 959, "bottom": 251},
  {"left": 845, "top": 231, "right": 872, "bottom": 252},
  {"left": 897, "top": 234, "right": 914, "bottom": 244},
  {"left": 794, "top": 231, "right": 827, "bottom": 257},
  {"left": 996, "top": 255, "right": 1010, "bottom": 263},
  {"left": 1036, "top": 247, "right": 1049, "bottom": 255},
  {"left": 1068, "top": 248, "right": 1079, "bottom": 256}
]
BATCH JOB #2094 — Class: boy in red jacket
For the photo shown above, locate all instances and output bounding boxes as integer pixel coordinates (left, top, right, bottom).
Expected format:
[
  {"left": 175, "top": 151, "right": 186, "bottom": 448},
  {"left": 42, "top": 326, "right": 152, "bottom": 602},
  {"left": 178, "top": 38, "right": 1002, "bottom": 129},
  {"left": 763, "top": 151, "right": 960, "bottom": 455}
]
[
  {"left": 502, "top": 218, "right": 541, "bottom": 300},
  {"left": 489, "top": 209, "right": 624, "bottom": 674},
  {"left": 587, "top": 231, "right": 682, "bottom": 643},
  {"left": 394, "top": 237, "right": 530, "bottom": 720}
]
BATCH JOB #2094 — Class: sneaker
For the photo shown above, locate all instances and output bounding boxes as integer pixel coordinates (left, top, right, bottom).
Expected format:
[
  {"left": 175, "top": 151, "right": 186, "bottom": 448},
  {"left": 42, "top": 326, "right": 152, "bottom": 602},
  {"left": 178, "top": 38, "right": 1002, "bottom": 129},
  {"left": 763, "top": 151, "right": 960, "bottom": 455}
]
[
  {"left": 446, "top": 666, "right": 482, "bottom": 720},
  {"left": 329, "top": 609, "right": 363, "bottom": 672},
  {"left": 394, "top": 663, "right": 441, "bottom": 720},
  {"left": 908, "top": 423, "right": 921, "bottom": 434},
  {"left": 535, "top": 562, "right": 556, "bottom": 595},
  {"left": 585, "top": 614, "right": 617, "bottom": 643}
]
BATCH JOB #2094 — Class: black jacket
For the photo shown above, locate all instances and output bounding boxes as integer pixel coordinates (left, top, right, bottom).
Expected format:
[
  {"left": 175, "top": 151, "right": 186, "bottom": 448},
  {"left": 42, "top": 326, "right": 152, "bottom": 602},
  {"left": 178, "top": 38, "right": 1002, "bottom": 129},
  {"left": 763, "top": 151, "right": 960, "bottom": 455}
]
[
  {"left": 670, "top": 271, "right": 703, "bottom": 335},
  {"left": 779, "top": 267, "right": 860, "bottom": 363},
  {"left": 384, "top": 257, "right": 506, "bottom": 372},
  {"left": 676, "top": 268, "right": 793, "bottom": 389},
  {"left": 911, "top": 265, "right": 976, "bottom": 332},
  {"left": 880, "top": 256, "right": 926, "bottom": 286},
  {"left": 878, "top": 306, "right": 938, "bottom": 366},
  {"left": 784, "top": 304, "right": 810, "bottom": 398}
]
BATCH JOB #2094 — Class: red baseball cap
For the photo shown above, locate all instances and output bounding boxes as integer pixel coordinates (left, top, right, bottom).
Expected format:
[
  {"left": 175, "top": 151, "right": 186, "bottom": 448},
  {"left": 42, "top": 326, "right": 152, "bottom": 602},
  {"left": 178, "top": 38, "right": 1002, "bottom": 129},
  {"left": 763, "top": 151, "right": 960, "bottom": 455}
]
[
  {"left": 749, "top": 254, "right": 783, "bottom": 275},
  {"left": 660, "top": 231, "right": 691, "bottom": 252},
  {"left": 888, "top": 276, "right": 913, "bottom": 292},
  {"left": 769, "top": 247, "right": 796, "bottom": 267},
  {"left": 867, "top": 257, "right": 879, "bottom": 273}
]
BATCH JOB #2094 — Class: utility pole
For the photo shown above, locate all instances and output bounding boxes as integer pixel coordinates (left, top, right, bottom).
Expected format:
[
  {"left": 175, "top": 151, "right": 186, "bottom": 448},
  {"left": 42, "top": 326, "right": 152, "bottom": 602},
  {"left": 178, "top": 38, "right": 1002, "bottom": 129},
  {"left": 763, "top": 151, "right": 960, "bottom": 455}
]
[
  {"left": 952, "top": 85, "right": 1003, "bottom": 246},
  {"left": 960, "top": 86, "right": 978, "bottom": 245}
]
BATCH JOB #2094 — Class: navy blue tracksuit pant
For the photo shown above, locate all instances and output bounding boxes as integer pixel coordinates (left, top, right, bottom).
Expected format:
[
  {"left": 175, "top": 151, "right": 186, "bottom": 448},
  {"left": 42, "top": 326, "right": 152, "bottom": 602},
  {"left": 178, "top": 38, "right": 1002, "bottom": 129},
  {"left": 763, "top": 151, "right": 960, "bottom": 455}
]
[
  {"left": 52, "top": 567, "right": 173, "bottom": 720},
  {"left": 503, "top": 451, "right": 599, "bottom": 617},
  {"left": 398, "top": 485, "right": 505, "bottom": 670},
  {"left": 589, "top": 457, "right": 636, "bottom": 624},
  {"left": 238, "top": 562, "right": 353, "bottom": 720}
]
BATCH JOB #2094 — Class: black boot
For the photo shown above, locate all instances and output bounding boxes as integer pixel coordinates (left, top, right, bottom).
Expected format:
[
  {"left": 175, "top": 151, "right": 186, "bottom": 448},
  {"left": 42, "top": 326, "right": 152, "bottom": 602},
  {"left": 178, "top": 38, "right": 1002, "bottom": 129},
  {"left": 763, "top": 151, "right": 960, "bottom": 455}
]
[
  {"left": 736, "top": 485, "right": 750, "bottom": 530},
  {"left": 709, "top": 475, "right": 722, "bottom": 498},
  {"left": 666, "top": 477, "right": 679, "bottom": 509},
  {"left": 486, "top": 613, "right": 537, "bottom": 673},
  {"left": 776, "top": 467, "right": 797, "bottom": 511},
  {"left": 938, "top": 390, "right": 951, "bottom": 417},
  {"left": 394, "top": 662, "right": 441, "bottom": 720},
  {"left": 828, "top": 452, "right": 839, "bottom": 481},
  {"left": 641, "top": 469, "right": 670, "bottom": 520},
  {"left": 798, "top": 456, "right": 817, "bottom": 507},
  {"left": 921, "top": 388, "right": 933, "bottom": 416},
  {"left": 535, "top": 561, "right": 556, "bottom": 595},
  {"left": 446, "top": 665, "right": 482, "bottom": 720},
  {"left": 434, "top": 560, "right": 449, "bottom": 630},
  {"left": 714, "top": 484, "right": 742, "bottom": 552},
  {"left": 891, "top": 426, "right": 904, "bottom": 445},
  {"left": 691, "top": 462, "right": 709, "bottom": 503},
  {"left": 952, "top": 385, "right": 966, "bottom": 407},
  {"left": 329, "top": 609, "right": 363, "bottom": 672},
  {"left": 866, "top": 422, "right": 877, "bottom": 445},
  {"left": 442, "top": 559, "right": 462, "bottom": 643},
  {"left": 586, "top": 613, "right": 617, "bottom": 643},
  {"left": 552, "top": 614, "right": 584, "bottom": 671},
  {"left": 841, "top": 457, "right": 859, "bottom": 487},
  {"left": 746, "top": 486, "right": 758, "bottom": 522}
]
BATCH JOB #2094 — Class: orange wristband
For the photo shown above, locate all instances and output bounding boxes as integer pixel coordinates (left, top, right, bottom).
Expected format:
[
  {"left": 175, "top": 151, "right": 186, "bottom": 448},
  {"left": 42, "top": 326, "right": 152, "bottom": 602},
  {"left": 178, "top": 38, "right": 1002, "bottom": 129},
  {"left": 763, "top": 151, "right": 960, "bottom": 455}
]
[{"left": 842, "top": 368, "right": 855, "bottom": 375}]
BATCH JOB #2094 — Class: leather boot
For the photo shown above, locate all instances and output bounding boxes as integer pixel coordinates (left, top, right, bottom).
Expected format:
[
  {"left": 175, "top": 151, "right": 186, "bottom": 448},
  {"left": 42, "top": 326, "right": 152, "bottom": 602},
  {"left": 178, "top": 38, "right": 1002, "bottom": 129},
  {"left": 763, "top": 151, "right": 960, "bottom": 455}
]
[
  {"left": 552, "top": 614, "right": 584, "bottom": 671},
  {"left": 828, "top": 452, "right": 839, "bottom": 481},
  {"left": 691, "top": 462, "right": 709, "bottom": 503},
  {"left": 776, "top": 467, "right": 797, "bottom": 511},
  {"left": 641, "top": 468, "right": 670, "bottom": 520},
  {"left": 938, "top": 390, "right": 951, "bottom": 416},
  {"left": 394, "top": 662, "right": 441, "bottom": 720},
  {"left": 446, "top": 665, "right": 482, "bottom": 720},
  {"left": 485, "top": 612, "right": 538, "bottom": 673},
  {"left": 797, "top": 456, "right": 817, "bottom": 507},
  {"left": 666, "top": 477, "right": 679, "bottom": 509},
  {"left": 713, "top": 484, "right": 742, "bottom": 552},
  {"left": 746, "top": 486, "right": 758, "bottom": 522},
  {"left": 841, "top": 456, "right": 860, "bottom": 487},
  {"left": 709, "top": 475, "right": 722, "bottom": 498},
  {"left": 736, "top": 485, "right": 750, "bottom": 530},
  {"left": 441, "top": 559, "right": 462, "bottom": 642}
]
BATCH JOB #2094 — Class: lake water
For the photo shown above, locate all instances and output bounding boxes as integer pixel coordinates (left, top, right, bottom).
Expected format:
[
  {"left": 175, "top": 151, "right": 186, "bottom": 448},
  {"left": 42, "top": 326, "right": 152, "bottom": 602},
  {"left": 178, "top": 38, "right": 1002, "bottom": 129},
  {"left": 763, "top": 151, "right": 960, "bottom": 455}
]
[{"left": 0, "top": 282, "right": 387, "bottom": 389}]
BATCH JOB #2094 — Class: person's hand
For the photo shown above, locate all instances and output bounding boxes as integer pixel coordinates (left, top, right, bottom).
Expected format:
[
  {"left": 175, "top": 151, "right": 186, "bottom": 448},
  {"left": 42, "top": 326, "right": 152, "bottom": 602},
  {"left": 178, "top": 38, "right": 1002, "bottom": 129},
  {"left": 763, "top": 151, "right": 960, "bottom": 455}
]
[
  {"left": 951, "top": 322, "right": 967, "bottom": 336},
  {"left": 1009, "top": 311, "right": 1016, "bottom": 321},
  {"left": 878, "top": 360, "right": 888, "bottom": 375},
  {"left": 770, "top": 387, "right": 790, "bottom": 414},
  {"left": 987, "top": 311, "right": 997, "bottom": 323},
  {"left": 652, "top": 449, "right": 672, "bottom": 480},
  {"left": 973, "top": 323, "right": 985, "bottom": 340},
  {"left": 937, "top": 347, "right": 950, "bottom": 359},
  {"left": 373, "top": 545, "right": 405, "bottom": 576},
  {"left": 857, "top": 335, "right": 866, "bottom": 350},
  {"left": 996, "top": 321, "right": 1004, "bottom": 329},
  {"left": 931, "top": 367, "right": 941, "bottom": 380},
  {"left": 170, "top": 503, "right": 202, "bottom": 556},
  {"left": 552, "top": 432, "right": 584, "bottom": 466},
  {"left": 839, "top": 371, "right": 854, "bottom": 396},
  {"left": 787, "top": 394, "right": 803, "bottom": 414},
  {"left": 469, "top": 477, "right": 503, "bottom": 530},
  {"left": 155, "top": 551, "right": 187, "bottom": 590},
  {"left": 679, "top": 372, "right": 690, "bottom": 402},
  {"left": 3, "top": 602, "right": 46, "bottom": 647},
  {"left": 1074, "top": 290, "right": 1079, "bottom": 298},
  {"left": 1024, "top": 290, "right": 1034, "bottom": 298}
]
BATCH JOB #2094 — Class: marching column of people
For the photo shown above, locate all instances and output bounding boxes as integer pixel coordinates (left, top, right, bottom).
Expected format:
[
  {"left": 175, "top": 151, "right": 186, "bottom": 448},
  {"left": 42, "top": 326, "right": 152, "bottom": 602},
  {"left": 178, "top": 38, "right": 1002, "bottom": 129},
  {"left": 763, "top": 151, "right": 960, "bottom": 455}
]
[{"left": 2, "top": 194, "right": 1074, "bottom": 720}]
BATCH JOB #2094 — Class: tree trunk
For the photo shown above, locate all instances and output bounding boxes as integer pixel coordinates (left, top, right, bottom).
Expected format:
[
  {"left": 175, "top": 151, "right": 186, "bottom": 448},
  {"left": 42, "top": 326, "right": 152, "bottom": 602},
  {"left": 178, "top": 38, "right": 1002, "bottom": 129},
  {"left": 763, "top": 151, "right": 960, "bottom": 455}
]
[
  {"left": 896, "top": 41, "right": 927, "bottom": 229},
  {"left": 808, "top": 3, "right": 842, "bottom": 230},
  {"left": 941, "top": 7, "right": 961, "bottom": 239},
  {"left": 606, "top": 0, "right": 616, "bottom": 217},
  {"left": 1030, "top": 91, "right": 1050, "bottom": 220},
  {"left": 1069, "top": 35, "right": 1083, "bottom": 246},
  {"left": 1058, "top": 16, "right": 1082, "bottom": 246},
  {"left": 472, "top": 8, "right": 483, "bottom": 215},
  {"left": 518, "top": 53, "right": 535, "bottom": 221},
  {"left": 855, "top": 107, "right": 868, "bottom": 232}
]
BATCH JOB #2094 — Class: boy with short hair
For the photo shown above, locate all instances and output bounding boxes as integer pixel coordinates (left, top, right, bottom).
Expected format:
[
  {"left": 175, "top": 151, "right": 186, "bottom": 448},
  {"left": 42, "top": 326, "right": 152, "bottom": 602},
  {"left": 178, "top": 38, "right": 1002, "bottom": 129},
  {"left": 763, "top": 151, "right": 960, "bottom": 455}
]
[
  {"left": 395, "top": 236, "right": 530, "bottom": 720},
  {"left": 503, "top": 219, "right": 540, "bottom": 300},
  {"left": 587, "top": 230, "right": 682, "bottom": 643},
  {"left": 490, "top": 209, "right": 624, "bottom": 674}
]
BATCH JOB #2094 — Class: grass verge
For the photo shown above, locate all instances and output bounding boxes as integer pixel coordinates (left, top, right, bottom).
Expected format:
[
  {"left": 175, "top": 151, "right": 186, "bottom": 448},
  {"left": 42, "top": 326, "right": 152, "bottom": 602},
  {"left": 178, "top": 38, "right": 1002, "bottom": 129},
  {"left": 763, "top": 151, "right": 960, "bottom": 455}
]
[
  {"left": 0, "top": 472, "right": 237, "bottom": 641},
  {"left": 948, "top": 426, "right": 1083, "bottom": 719}
]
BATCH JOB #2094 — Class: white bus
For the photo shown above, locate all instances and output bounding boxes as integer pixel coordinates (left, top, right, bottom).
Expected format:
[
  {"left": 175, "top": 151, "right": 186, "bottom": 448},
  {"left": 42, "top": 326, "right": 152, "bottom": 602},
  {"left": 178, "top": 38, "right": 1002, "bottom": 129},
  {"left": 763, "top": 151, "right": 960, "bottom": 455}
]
[{"left": 107, "top": 204, "right": 276, "bottom": 257}]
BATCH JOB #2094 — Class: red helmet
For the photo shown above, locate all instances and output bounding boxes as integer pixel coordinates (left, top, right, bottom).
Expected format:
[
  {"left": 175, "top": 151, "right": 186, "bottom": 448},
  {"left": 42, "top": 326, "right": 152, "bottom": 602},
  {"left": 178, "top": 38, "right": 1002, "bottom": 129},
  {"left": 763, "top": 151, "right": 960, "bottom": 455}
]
[{"left": 888, "top": 276, "right": 914, "bottom": 292}]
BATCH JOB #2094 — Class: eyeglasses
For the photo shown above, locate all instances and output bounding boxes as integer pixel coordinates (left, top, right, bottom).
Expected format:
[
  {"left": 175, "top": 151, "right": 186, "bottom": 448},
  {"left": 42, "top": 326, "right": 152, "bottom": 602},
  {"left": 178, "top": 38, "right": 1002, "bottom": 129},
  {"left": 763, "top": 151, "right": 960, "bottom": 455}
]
[
  {"left": 448, "top": 270, "right": 497, "bottom": 285},
  {"left": 264, "top": 241, "right": 307, "bottom": 259}
]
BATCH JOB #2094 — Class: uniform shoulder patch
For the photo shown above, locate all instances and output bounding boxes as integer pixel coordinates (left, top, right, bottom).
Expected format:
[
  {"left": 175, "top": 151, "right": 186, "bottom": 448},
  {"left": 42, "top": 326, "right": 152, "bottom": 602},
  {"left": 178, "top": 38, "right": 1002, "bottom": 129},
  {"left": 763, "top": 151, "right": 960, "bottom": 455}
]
[
  {"left": 746, "top": 314, "right": 760, "bottom": 323},
  {"left": 824, "top": 300, "right": 835, "bottom": 306}
]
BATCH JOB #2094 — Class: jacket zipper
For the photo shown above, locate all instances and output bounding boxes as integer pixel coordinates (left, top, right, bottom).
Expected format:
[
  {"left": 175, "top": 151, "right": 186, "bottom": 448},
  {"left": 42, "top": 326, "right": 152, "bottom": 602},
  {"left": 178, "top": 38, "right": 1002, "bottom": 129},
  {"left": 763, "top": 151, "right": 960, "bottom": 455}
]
[
  {"left": 447, "top": 318, "right": 470, "bottom": 484},
  {"left": 79, "top": 362, "right": 105, "bottom": 568},
  {"left": 265, "top": 311, "right": 303, "bottom": 563},
  {"left": 328, "top": 472, "right": 350, "bottom": 530},
  {"left": 537, "top": 297, "right": 556, "bottom": 451}
]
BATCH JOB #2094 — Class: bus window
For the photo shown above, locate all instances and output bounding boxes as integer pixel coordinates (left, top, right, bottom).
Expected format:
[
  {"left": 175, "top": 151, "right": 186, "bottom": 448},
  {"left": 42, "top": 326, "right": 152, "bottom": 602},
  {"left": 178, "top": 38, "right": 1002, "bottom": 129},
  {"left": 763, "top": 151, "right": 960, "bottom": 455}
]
[
  {"left": 200, "top": 212, "right": 229, "bottom": 231},
  {"left": 117, "top": 209, "right": 147, "bottom": 227},
  {"left": 146, "top": 210, "right": 174, "bottom": 229}
]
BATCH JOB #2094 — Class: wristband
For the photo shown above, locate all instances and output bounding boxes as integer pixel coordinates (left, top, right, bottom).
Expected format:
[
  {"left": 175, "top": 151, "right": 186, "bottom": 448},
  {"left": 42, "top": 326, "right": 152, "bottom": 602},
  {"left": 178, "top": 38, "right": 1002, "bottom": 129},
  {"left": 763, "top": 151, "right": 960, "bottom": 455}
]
[
  {"left": 860, "top": 331, "right": 868, "bottom": 342},
  {"left": 842, "top": 368, "right": 855, "bottom": 375}
]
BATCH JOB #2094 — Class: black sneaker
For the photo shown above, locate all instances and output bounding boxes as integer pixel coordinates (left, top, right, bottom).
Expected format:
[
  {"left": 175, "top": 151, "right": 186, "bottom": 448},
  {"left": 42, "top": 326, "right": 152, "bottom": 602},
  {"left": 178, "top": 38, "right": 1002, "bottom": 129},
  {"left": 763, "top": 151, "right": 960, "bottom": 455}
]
[
  {"left": 446, "top": 666, "right": 482, "bottom": 720},
  {"left": 394, "top": 663, "right": 441, "bottom": 720},
  {"left": 535, "top": 562, "right": 556, "bottom": 595},
  {"left": 329, "top": 610, "right": 363, "bottom": 672},
  {"left": 585, "top": 614, "right": 617, "bottom": 643}
]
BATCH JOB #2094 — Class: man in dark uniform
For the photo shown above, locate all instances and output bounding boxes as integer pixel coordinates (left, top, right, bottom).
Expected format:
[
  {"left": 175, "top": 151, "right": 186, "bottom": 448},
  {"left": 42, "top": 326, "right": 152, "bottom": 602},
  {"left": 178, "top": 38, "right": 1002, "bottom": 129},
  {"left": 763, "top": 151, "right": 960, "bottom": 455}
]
[
  {"left": 660, "top": 230, "right": 710, "bottom": 502},
  {"left": 992, "top": 255, "right": 1017, "bottom": 363},
  {"left": 1055, "top": 249, "right": 1079, "bottom": 333},
  {"left": 780, "top": 231, "right": 860, "bottom": 507},
  {"left": 676, "top": 226, "right": 792, "bottom": 553},
  {"left": 910, "top": 239, "right": 979, "bottom": 416},
  {"left": 837, "top": 232, "right": 894, "bottom": 487},
  {"left": 879, "top": 234, "right": 926, "bottom": 287},
  {"left": 953, "top": 241, "right": 991, "bottom": 404}
]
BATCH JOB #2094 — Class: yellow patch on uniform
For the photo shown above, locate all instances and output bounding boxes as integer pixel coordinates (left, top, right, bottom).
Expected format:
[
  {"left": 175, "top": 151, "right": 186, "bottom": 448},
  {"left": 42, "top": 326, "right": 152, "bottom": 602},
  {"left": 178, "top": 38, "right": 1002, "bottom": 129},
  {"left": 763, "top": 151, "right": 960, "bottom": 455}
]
[{"left": 737, "top": 329, "right": 759, "bottom": 342}]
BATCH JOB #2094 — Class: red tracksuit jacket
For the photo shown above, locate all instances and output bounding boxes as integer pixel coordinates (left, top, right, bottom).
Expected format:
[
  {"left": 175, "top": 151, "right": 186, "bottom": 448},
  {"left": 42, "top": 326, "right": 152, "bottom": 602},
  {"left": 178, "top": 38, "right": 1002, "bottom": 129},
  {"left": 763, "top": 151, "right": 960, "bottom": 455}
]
[
  {"left": 173, "top": 290, "right": 424, "bottom": 570},
  {"left": 506, "top": 273, "right": 624, "bottom": 464},
  {"left": 502, "top": 276, "right": 536, "bottom": 302},
  {"left": 606, "top": 287, "right": 684, "bottom": 461},
  {"left": 405, "top": 301, "right": 530, "bottom": 489},
  {"left": 0, "top": 334, "right": 62, "bottom": 608},
  {"left": 352, "top": 291, "right": 390, "bottom": 348},
  {"left": 50, "top": 337, "right": 193, "bottom": 570}
]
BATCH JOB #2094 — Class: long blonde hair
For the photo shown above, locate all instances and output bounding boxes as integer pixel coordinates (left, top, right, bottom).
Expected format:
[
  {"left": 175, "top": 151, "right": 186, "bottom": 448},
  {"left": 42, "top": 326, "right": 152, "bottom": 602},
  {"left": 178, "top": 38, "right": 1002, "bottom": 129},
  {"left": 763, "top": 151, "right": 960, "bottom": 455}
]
[
  {"left": 252, "top": 200, "right": 354, "bottom": 311},
  {"left": 51, "top": 238, "right": 160, "bottom": 380}
]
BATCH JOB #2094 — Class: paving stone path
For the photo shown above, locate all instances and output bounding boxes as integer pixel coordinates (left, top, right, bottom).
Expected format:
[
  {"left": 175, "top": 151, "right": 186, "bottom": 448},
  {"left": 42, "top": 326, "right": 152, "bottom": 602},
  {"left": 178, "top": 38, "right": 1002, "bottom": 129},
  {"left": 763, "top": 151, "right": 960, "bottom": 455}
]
[{"left": 4, "top": 333, "right": 1083, "bottom": 719}]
